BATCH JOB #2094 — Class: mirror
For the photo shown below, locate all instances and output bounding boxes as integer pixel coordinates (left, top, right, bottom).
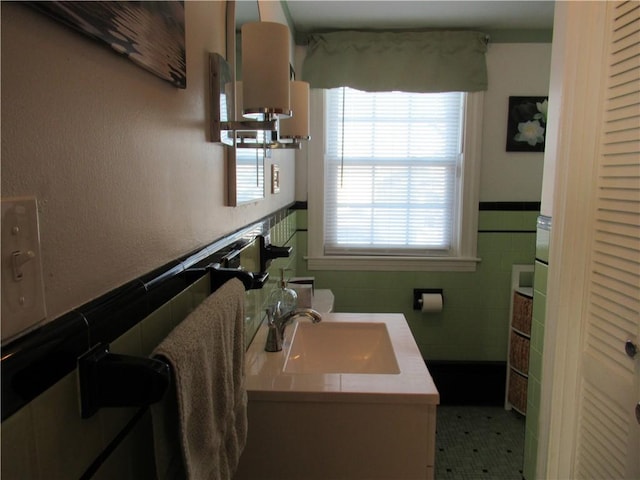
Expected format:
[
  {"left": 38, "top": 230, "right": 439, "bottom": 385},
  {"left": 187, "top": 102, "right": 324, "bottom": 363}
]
[
  {"left": 226, "top": 0, "right": 266, "bottom": 206},
  {"left": 235, "top": 1, "right": 259, "bottom": 80},
  {"left": 232, "top": 145, "right": 266, "bottom": 204},
  {"left": 210, "top": 53, "right": 233, "bottom": 146}
]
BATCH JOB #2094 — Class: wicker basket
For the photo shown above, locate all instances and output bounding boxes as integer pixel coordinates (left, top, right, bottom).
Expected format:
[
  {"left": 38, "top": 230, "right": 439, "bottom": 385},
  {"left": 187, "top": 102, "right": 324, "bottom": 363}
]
[
  {"left": 512, "top": 292, "right": 533, "bottom": 334},
  {"left": 508, "top": 369, "right": 528, "bottom": 414},
  {"left": 509, "top": 331, "right": 530, "bottom": 374}
]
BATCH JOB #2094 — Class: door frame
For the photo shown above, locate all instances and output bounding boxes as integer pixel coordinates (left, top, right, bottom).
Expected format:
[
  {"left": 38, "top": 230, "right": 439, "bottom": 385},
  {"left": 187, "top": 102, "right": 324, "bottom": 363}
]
[{"left": 538, "top": 1, "right": 609, "bottom": 478}]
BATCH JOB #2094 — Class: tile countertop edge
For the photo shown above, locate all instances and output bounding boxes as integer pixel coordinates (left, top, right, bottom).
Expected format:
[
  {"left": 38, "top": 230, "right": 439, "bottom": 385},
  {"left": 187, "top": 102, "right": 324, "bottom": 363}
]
[{"left": 244, "top": 312, "right": 440, "bottom": 405}]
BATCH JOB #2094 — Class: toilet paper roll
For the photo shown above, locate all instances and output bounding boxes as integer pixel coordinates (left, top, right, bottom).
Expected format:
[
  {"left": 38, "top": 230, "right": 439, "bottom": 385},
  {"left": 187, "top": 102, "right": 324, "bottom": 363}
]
[{"left": 420, "top": 293, "right": 443, "bottom": 313}]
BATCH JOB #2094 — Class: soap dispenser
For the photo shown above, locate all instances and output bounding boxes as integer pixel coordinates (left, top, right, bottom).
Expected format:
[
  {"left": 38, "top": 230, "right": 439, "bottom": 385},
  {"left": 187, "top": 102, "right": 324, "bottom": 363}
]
[{"left": 268, "top": 268, "right": 297, "bottom": 317}]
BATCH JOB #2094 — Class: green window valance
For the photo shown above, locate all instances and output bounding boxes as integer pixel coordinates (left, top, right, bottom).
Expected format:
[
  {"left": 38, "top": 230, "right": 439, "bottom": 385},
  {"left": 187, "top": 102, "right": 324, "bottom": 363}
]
[{"left": 302, "top": 30, "right": 488, "bottom": 93}]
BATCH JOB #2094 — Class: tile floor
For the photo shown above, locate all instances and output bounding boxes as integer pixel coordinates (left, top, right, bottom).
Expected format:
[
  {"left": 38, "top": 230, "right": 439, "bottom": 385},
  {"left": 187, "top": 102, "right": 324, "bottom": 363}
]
[{"left": 435, "top": 405, "right": 526, "bottom": 480}]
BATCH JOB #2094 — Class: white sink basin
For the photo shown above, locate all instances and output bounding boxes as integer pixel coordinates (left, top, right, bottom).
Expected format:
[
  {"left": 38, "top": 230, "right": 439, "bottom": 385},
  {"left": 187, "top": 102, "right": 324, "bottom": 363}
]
[{"left": 283, "top": 321, "right": 400, "bottom": 374}]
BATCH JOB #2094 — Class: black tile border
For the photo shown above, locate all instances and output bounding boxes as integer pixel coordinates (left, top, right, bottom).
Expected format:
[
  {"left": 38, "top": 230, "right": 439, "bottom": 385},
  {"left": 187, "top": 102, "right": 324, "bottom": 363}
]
[
  {"left": 79, "top": 406, "right": 149, "bottom": 480},
  {"left": 426, "top": 360, "right": 507, "bottom": 406},
  {"left": 291, "top": 201, "right": 540, "bottom": 212},
  {"left": 478, "top": 230, "right": 537, "bottom": 234},
  {"left": 1, "top": 204, "right": 296, "bottom": 421},
  {"left": 479, "top": 202, "right": 541, "bottom": 211}
]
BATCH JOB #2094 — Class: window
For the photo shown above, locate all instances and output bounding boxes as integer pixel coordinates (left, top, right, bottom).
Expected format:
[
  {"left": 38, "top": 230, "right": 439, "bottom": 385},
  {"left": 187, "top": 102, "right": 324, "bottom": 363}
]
[
  {"left": 325, "top": 87, "right": 464, "bottom": 255},
  {"left": 307, "top": 88, "right": 483, "bottom": 271}
]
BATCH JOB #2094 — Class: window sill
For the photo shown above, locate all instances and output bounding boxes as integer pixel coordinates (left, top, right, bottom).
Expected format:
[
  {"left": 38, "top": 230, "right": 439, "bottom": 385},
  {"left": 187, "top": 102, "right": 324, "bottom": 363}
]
[{"left": 305, "top": 256, "right": 481, "bottom": 272}]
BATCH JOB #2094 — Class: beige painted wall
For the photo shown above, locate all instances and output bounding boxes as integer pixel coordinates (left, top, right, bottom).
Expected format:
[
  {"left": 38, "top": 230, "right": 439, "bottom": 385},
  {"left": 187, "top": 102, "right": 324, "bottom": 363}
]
[
  {"left": 1, "top": 1, "right": 296, "bottom": 322},
  {"left": 480, "top": 42, "right": 552, "bottom": 201}
]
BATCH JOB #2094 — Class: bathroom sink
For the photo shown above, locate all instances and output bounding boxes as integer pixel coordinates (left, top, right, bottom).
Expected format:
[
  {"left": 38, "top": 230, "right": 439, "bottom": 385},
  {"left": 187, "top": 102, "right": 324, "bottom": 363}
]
[
  {"left": 283, "top": 321, "right": 400, "bottom": 374},
  {"left": 239, "top": 313, "right": 439, "bottom": 480}
]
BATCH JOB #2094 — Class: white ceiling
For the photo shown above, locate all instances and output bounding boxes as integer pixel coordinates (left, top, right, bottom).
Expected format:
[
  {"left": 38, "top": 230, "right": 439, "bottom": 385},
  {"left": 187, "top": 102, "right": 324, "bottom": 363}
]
[{"left": 283, "top": 1, "right": 555, "bottom": 32}]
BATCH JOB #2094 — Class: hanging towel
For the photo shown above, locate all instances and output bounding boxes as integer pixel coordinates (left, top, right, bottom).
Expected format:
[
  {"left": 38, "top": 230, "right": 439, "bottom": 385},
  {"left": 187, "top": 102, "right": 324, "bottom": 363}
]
[{"left": 151, "top": 278, "right": 248, "bottom": 480}]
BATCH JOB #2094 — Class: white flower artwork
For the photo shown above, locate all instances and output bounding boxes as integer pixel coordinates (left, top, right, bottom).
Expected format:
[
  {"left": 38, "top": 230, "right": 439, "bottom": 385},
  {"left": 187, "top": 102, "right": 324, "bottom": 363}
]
[
  {"left": 506, "top": 96, "right": 548, "bottom": 152},
  {"left": 515, "top": 120, "right": 545, "bottom": 146}
]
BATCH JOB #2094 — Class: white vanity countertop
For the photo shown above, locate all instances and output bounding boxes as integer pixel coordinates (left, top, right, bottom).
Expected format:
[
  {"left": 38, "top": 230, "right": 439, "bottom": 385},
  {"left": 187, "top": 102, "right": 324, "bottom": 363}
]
[{"left": 244, "top": 312, "right": 440, "bottom": 405}]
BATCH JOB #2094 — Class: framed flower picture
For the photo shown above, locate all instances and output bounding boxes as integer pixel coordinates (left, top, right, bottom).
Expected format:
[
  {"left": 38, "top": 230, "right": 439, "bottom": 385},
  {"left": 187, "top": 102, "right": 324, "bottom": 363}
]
[{"left": 506, "top": 96, "right": 548, "bottom": 152}]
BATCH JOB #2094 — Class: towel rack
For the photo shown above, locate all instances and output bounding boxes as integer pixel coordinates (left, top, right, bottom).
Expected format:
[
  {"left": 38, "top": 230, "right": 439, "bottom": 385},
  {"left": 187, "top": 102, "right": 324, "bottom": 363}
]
[
  {"left": 78, "top": 343, "right": 169, "bottom": 419},
  {"left": 258, "top": 234, "right": 292, "bottom": 273},
  {"left": 189, "top": 263, "right": 269, "bottom": 291},
  {"left": 77, "top": 266, "right": 257, "bottom": 419}
]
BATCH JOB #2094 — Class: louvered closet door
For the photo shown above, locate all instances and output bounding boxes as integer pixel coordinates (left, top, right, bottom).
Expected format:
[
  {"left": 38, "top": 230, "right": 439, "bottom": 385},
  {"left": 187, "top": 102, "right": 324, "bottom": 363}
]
[{"left": 575, "top": 1, "right": 640, "bottom": 478}]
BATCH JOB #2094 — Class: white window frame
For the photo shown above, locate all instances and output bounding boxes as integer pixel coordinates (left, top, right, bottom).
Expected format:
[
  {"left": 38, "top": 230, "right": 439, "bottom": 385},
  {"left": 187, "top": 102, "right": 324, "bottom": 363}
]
[{"left": 306, "top": 89, "right": 483, "bottom": 271}]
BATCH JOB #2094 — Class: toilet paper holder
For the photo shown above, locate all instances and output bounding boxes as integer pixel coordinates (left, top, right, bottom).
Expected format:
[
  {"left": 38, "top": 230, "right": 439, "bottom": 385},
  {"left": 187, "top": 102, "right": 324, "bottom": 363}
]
[{"left": 413, "top": 288, "right": 444, "bottom": 310}]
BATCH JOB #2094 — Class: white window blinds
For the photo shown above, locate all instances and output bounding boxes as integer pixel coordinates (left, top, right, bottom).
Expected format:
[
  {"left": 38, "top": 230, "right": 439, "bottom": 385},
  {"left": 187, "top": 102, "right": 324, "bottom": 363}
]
[{"left": 324, "top": 87, "right": 465, "bottom": 255}]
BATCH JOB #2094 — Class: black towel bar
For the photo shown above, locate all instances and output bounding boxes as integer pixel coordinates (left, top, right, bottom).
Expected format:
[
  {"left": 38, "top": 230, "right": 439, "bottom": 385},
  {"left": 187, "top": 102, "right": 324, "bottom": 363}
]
[
  {"left": 78, "top": 343, "right": 170, "bottom": 419},
  {"left": 190, "top": 263, "right": 268, "bottom": 292},
  {"left": 77, "top": 265, "right": 259, "bottom": 419},
  {"left": 259, "top": 234, "right": 292, "bottom": 273}
]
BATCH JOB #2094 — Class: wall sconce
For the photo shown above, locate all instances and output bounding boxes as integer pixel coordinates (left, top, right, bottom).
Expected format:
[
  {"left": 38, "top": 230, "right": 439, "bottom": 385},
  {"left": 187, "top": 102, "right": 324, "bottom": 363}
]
[
  {"left": 230, "top": 80, "right": 273, "bottom": 149},
  {"left": 210, "top": 53, "right": 274, "bottom": 146},
  {"left": 273, "top": 80, "right": 311, "bottom": 150},
  {"left": 210, "top": 20, "right": 310, "bottom": 150}
]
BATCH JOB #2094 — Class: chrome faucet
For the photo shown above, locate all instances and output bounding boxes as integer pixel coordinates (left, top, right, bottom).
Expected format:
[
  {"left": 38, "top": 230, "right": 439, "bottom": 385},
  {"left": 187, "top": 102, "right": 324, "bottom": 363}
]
[{"left": 264, "top": 303, "right": 322, "bottom": 352}]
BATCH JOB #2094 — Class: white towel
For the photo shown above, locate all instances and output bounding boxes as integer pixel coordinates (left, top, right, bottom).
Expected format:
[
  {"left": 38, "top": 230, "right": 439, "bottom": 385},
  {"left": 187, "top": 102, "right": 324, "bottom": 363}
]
[{"left": 151, "top": 278, "right": 248, "bottom": 480}]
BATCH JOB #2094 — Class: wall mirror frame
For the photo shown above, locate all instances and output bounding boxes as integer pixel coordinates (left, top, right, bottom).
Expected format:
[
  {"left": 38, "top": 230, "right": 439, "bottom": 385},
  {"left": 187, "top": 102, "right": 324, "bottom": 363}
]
[
  {"left": 214, "top": 1, "right": 305, "bottom": 205},
  {"left": 219, "top": 0, "right": 267, "bottom": 206}
]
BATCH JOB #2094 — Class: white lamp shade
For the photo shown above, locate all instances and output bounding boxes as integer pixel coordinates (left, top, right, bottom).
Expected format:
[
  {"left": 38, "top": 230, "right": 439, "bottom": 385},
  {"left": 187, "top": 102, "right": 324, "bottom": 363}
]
[
  {"left": 280, "top": 81, "right": 310, "bottom": 139},
  {"left": 241, "top": 22, "right": 291, "bottom": 119}
]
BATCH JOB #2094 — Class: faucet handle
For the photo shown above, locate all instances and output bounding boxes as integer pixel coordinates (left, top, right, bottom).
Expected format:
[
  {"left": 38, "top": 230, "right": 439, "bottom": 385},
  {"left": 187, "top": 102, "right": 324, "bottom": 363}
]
[
  {"left": 272, "top": 300, "right": 285, "bottom": 319},
  {"left": 265, "top": 307, "right": 276, "bottom": 326}
]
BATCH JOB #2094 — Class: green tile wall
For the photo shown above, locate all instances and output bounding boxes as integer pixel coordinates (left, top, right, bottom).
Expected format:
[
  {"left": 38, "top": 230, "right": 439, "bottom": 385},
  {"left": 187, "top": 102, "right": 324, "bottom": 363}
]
[
  {"left": 523, "top": 219, "right": 551, "bottom": 480},
  {"left": 296, "top": 209, "right": 538, "bottom": 362},
  {"left": 241, "top": 211, "right": 298, "bottom": 346},
  {"left": 0, "top": 275, "right": 211, "bottom": 480}
]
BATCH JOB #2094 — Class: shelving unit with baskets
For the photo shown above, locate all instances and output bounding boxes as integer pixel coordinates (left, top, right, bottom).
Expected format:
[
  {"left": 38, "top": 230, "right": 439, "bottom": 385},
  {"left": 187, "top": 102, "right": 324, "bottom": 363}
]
[{"left": 505, "top": 264, "right": 534, "bottom": 415}]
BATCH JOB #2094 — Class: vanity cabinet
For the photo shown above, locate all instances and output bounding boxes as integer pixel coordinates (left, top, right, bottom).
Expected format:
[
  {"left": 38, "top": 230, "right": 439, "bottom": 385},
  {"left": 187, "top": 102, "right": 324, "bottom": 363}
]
[
  {"left": 505, "top": 265, "right": 534, "bottom": 415},
  {"left": 236, "top": 312, "right": 439, "bottom": 480}
]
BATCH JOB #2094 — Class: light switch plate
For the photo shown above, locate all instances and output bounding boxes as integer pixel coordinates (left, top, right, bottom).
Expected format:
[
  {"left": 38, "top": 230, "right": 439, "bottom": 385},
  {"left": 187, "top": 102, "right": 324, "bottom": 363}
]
[
  {"left": 1, "top": 197, "right": 47, "bottom": 344},
  {"left": 271, "top": 164, "right": 281, "bottom": 194}
]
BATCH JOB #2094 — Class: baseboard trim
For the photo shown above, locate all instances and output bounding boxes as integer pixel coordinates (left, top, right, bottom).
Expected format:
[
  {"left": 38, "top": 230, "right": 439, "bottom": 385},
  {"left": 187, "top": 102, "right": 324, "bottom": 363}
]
[{"left": 426, "top": 360, "right": 507, "bottom": 406}]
